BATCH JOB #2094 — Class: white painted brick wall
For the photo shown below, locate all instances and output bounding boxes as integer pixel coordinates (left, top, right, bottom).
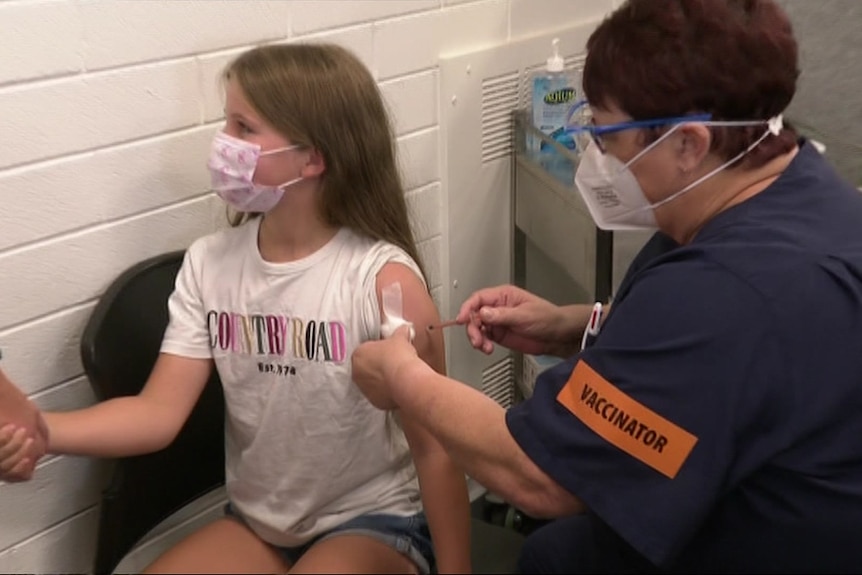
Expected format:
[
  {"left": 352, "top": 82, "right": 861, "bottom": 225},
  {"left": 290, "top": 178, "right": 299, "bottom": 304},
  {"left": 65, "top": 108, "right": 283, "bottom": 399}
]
[
  {"left": 79, "top": 1, "right": 292, "bottom": 71},
  {"left": 511, "top": 0, "right": 613, "bottom": 38},
  {"left": 0, "top": 1, "right": 614, "bottom": 572},
  {"left": 0, "top": 1, "right": 82, "bottom": 87}
]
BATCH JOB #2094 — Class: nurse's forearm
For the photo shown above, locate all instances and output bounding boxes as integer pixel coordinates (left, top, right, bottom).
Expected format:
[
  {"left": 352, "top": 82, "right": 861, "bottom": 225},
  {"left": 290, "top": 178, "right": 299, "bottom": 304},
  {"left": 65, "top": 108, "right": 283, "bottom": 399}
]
[
  {"left": 547, "top": 303, "right": 613, "bottom": 359},
  {"left": 393, "top": 360, "right": 584, "bottom": 518}
]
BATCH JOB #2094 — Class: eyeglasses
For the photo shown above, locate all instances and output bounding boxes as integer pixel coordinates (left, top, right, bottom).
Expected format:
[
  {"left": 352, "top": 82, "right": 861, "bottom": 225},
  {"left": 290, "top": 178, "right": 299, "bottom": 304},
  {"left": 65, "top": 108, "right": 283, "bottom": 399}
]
[{"left": 565, "top": 100, "right": 712, "bottom": 154}]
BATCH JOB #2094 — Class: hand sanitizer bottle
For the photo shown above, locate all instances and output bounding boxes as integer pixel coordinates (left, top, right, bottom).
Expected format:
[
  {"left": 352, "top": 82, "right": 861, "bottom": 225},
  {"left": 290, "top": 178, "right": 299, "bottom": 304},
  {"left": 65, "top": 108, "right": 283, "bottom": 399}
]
[{"left": 529, "top": 38, "right": 580, "bottom": 175}]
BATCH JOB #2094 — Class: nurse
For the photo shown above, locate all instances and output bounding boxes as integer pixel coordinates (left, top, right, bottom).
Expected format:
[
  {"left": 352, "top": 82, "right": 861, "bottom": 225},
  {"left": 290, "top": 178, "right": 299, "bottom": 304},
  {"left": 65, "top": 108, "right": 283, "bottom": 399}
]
[{"left": 352, "top": 0, "right": 862, "bottom": 572}]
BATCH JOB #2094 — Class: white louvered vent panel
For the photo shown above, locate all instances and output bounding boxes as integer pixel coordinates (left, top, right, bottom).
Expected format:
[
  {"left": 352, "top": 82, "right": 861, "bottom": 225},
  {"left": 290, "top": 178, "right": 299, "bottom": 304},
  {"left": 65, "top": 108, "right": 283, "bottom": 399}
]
[
  {"left": 481, "top": 355, "right": 515, "bottom": 409},
  {"left": 442, "top": 23, "right": 599, "bottom": 395},
  {"left": 481, "top": 72, "right": 520, "bottom": 164}
]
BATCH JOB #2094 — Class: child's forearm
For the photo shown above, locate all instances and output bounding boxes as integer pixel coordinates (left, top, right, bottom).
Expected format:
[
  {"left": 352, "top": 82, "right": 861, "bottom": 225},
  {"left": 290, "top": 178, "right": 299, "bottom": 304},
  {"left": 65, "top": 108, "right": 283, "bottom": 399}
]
[
  {"left": 45, "top": 353, "right": 210, "bottom": 458},
  {"left": 415, "top": 451, "right": 472, "bottom": 574},
  {"left": 45, "top": 396, "right": 182, "bottom": 457}
]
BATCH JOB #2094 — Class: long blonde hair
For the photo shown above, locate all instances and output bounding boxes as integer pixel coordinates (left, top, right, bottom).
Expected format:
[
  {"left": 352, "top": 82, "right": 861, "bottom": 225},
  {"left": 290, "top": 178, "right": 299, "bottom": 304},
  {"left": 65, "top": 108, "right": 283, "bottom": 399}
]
[{"left": 224, "top": 43, "right": 426, "bottom": 282}]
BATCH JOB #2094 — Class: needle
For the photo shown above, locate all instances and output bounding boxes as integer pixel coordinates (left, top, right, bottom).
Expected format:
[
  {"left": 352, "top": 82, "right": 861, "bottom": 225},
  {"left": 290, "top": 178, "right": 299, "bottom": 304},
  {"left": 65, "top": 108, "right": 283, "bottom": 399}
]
[{"left": 427, "top": 319, "right": 460, "bottom": 331}]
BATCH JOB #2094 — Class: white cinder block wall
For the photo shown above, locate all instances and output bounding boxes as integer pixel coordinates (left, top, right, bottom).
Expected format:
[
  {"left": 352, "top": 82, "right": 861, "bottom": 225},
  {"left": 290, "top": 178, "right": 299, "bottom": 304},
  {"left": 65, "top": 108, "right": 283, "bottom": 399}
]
[{"left": 0, "top": 1, "right": 614, "bottom": 572}]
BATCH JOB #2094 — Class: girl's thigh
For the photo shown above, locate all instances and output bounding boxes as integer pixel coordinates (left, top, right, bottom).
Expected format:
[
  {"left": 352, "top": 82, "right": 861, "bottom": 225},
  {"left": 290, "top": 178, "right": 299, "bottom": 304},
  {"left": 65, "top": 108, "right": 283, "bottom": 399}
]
[
  {"left": 143, "top": 516, "right": 291, "bottom": 575},
  {"left": 288, "top": 534, "right": 418, "bottom": 575}
]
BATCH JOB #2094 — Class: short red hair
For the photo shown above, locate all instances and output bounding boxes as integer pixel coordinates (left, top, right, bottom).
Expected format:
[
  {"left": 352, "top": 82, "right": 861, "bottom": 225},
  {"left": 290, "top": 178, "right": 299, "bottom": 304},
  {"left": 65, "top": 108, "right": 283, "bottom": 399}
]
[{"left": 583, "top": 0, "right": 800, "bottom": 168}]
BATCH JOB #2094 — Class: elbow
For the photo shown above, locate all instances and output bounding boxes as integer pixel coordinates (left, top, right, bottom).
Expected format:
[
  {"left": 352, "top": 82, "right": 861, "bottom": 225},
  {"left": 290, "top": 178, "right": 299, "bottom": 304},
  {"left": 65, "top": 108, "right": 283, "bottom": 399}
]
[
  {"left": 509, "top": 480, "right": 584, "bottom": 519},
  {"left": 126, "top": 427, "right": 175, "bottom": 456},
  {"left": 149, "top": 430, "right": 176, "bottom": 453},
  {"left": 136, "top": 396, "right": 190, "bottom": 454},
  {"left": 135, "top": 409, "right": 184, "bottom": 454},
  {"left": 149, "top": 415, "right": 187, "bottom": 452},
  {"left": 509, "top": 490, "right": 557, "bottom": 519}
]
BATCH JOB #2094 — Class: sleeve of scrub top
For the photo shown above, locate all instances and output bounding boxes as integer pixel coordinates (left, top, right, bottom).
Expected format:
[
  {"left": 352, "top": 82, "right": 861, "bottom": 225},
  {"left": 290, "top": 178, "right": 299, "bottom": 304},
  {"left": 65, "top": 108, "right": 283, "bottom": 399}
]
[{"left": 505, "top": 256, "right": 784, "bottom": 567}]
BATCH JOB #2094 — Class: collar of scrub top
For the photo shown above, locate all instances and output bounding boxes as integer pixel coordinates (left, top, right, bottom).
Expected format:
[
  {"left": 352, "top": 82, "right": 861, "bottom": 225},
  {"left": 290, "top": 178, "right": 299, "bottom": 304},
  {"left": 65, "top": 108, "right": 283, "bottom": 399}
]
[{"left": 565, "top": 99, "right": 713, "bottom": 153}]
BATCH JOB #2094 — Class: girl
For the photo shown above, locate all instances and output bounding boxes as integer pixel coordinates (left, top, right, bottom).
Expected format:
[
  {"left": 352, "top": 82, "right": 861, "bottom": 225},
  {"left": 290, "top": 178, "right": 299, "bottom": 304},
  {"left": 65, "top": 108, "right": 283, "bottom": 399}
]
[{"left": 0, "top": 44, "right": 471, "bottom": 574}]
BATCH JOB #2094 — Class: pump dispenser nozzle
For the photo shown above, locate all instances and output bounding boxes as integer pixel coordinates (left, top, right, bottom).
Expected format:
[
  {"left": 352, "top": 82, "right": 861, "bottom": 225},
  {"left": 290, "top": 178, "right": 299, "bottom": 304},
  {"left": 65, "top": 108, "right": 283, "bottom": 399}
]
[{"left": 547, "top": 38, "right": 564, "bottom": 73}]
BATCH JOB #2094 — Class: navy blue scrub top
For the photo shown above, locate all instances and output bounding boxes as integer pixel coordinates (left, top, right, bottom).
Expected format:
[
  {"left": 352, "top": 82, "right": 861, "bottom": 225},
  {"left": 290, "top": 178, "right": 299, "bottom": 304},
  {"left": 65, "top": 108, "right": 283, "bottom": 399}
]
[{"left": 508, "top": 141, "right": 862, "bottom": 572}]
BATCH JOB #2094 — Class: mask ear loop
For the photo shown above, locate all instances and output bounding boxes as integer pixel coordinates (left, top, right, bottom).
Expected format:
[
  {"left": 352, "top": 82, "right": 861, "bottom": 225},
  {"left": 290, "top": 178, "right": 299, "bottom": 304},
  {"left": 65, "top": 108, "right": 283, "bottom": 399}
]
[
  {"left": 603, "top": 114, "right": 785, "bottom": 223},
  {"left": 259, "top": 144, "right": 301, "bottom": 157},
  {"left": 623, "top": 114, "right": 784, "bottom": 219},
  {"left": 263, "top": 145, "right": 306, "bottom": 191},
  {"left": 618, "top": 124, "right": 683, "bottom": 173},
  {"left": 275, "top": 175, "right": 304, "bottom": 191},
  {"left": 649, "top": 114, "right": 783, "bottom": 211}
]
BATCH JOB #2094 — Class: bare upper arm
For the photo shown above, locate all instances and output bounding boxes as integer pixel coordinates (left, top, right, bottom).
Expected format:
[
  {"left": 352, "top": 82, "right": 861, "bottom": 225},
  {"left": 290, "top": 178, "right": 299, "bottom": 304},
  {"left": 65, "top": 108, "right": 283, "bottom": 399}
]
[
  {"left": 375, "top": 262, "right": 445, "bottom": 375},
  {"left": 375, "top": 263, "right": 446, "bottom": 456}
]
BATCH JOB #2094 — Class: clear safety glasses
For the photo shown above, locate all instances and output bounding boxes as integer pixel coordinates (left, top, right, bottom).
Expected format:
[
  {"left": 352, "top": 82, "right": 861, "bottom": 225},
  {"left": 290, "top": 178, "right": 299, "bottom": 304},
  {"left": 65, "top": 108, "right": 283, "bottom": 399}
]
[{"left": 565, "top": 100, "right": 713, "bottom": 153}]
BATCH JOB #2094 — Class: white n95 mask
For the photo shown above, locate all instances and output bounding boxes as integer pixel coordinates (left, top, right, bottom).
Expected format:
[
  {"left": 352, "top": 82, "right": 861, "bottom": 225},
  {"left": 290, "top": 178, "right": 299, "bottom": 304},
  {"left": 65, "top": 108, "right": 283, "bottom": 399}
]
[
  {"left": 574, "top": 140, "right": 660, "bottom": 230},
  {"left": 208, "top": 131, "right": 303, "bottom": 213},
  {"left": 573, "top": 115, "right": 784, "bottom": 231}
]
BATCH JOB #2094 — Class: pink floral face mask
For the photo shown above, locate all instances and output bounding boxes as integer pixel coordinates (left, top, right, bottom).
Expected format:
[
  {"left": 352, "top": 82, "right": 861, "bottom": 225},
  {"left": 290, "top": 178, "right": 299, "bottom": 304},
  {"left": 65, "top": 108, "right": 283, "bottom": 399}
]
[{"left": 207, "top": 131, "right": 303, "bottom": 213}]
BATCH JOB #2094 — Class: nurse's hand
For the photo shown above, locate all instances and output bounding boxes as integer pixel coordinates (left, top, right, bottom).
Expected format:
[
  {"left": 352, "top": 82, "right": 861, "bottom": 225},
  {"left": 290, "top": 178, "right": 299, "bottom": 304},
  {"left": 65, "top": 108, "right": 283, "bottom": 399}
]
[
  {"left": 456, "top": 285, "right": 583, "bottom": 357},
  {"left": 352, "top": 326, "right": 421, "bottom": 410}
]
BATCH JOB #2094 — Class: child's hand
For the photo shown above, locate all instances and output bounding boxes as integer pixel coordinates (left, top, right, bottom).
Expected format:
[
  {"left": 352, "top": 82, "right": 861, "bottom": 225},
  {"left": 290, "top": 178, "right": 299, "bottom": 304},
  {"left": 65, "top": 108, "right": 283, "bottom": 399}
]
[{"left": 0, "top": 424, "right": 38, "bottom": 482}]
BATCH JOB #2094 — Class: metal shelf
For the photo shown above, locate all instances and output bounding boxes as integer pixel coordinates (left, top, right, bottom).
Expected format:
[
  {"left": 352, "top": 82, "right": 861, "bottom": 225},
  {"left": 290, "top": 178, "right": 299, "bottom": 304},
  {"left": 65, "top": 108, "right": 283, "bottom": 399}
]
[
  {"left": 510, "top": 110, "right": 654, "bottom": 400},
  {"left": 512, "top": 110, "right": 613, "bottom": 305}
]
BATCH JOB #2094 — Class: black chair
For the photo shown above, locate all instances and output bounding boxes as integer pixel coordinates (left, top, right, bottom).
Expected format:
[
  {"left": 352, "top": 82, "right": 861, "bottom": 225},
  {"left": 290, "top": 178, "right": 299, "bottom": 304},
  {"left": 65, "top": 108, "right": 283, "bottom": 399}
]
[
  {"left": 81, "top": 251, "right": 226, "bottom": 575},
  {"left": 81, "top": 251, "right": 523, "bottom": 574}
]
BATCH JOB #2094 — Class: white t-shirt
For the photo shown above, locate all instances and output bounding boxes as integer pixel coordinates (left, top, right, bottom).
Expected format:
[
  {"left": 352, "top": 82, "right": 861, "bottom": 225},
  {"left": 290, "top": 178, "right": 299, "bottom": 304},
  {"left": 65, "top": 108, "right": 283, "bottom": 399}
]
[{"left": 161, "top": 217, "right": 424, "bottom": 547}]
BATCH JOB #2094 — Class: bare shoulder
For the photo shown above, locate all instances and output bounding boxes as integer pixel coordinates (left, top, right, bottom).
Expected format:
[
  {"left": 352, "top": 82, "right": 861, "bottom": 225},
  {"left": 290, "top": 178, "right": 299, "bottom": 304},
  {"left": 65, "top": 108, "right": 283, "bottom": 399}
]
[{"left": 375, "top": 262, "right": 445, "bottom": 372}]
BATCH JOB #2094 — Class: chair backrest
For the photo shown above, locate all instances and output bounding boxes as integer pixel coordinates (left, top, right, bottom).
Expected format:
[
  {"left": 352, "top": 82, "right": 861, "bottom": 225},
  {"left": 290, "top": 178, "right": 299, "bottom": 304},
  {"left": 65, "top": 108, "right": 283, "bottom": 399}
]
[{"left": 80, "top": 251, "right": 225, "bottom": 575}]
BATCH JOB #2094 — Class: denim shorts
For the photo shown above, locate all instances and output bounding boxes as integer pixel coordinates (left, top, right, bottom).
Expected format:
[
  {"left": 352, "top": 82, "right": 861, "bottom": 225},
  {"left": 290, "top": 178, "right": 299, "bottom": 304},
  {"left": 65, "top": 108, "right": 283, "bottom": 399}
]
[{"left": 224, "top": 503, "right": 435, "bottom": 574}]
